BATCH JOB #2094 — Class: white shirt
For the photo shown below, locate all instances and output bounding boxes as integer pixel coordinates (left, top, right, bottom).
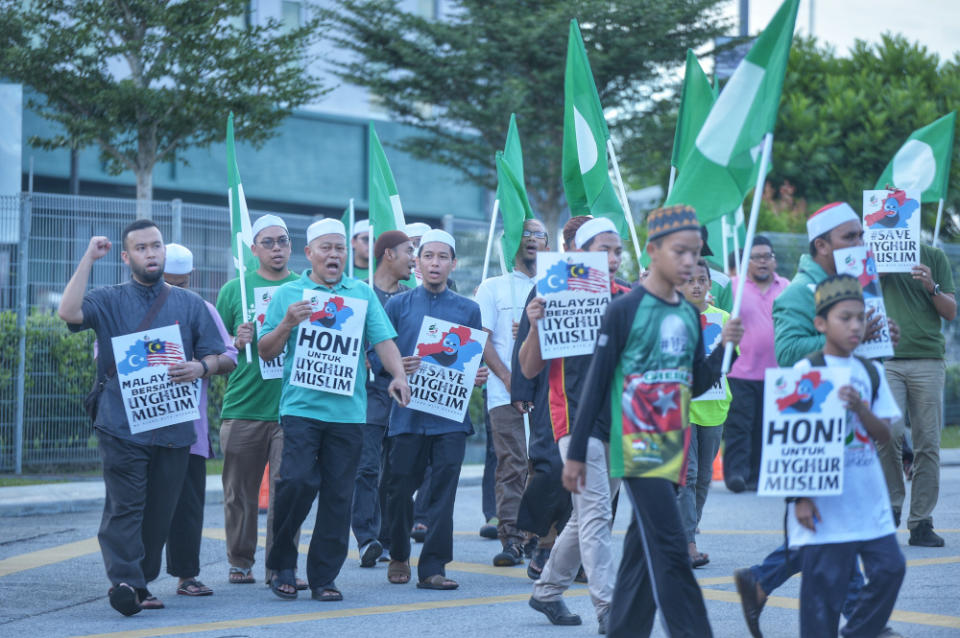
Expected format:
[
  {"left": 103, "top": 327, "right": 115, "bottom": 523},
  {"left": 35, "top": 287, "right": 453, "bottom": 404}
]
[
  {"left": 474, "top": 270, "right": 535, "bottom": 409},
  {"left": 787, "top": 354, "right": 901, "bottom": 547}
]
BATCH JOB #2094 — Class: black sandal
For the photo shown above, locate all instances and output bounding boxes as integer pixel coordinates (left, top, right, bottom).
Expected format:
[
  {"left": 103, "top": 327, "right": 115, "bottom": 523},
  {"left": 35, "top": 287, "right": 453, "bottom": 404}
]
[
  {"left": 108, "top": 583, "right": 141, "bottom": 616},
  {"left": 270, "top": 569, "right": 298, "bottom": 600}
]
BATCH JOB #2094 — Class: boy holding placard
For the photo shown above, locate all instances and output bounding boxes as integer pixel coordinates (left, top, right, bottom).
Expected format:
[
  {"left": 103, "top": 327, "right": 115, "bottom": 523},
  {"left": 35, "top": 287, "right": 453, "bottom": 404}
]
[
  {"left": 789, "top": 275, "right": 904, "bottom": 638},
  {"left": 677, "top": 258, "right": 732, "bottom": 569},
  {"left": 562, "top": 205, "right": 742, "bottom": 638},
  {"left": 382, "top": 229, "right": 488, "bottom": 591}
]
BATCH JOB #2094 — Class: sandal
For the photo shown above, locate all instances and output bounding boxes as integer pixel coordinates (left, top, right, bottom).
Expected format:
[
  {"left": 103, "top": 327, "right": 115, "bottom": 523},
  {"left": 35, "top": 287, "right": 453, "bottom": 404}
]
[
  {"left": 177, "top": 578, "right": 213, "bottom": 596},
  {"left": 416, "top": 574, "right": 458, "bottom": 590},
  {"left": 229, "top": 566, "right": 255, "bottom": 584},
  {"left": 691, "top": 552, "right": 710, "bottom": 568},
  {"left": 136, "top": 587, "right": 165, "bottom": 609},
  {"left": 410, "top": 523, "right": 428, "bottom": 543},
  {"left": 311, "top": 586, "right": 343, "bottom": 602},
  {"left": 388, "top": 559, "right": 411, "bottom": 584},
  {"left": 296, "top": 578, "right": 309, "bottom": 591},
  {"left": 270, "top": 569, "right": 298, "bottom": 600},
  {"left": 108, "top": 583, "right": 141, "bottom": 616}
]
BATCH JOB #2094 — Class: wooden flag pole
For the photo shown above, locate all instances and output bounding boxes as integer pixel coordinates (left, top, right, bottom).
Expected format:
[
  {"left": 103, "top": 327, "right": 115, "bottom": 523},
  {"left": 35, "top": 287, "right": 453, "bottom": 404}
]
[
  {"left": 667, "top": 165, "right": 677, "bottom": 196},
  {"left": 481, "top": 199, "right": 500, "bottom": 282},
  {"left": 607, "top": 139, "right": 644, "bottom": 273},
  {"left": 722, "top": 133, "right": 774, "bottom": 374},
  {"left": 933, "top": 197, "right": 945, "bottom": 246},
  {"left": 348, "top": 198, "right": 355, "bottom": 279},
  {"left": 236, "top": 232, "right": 252, "bottom": 362}
]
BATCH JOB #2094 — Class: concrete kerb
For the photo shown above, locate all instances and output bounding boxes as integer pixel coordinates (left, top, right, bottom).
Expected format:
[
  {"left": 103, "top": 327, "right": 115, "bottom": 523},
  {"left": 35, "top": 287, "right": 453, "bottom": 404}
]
[{"left": 0, "top": 464, "right": 486, "bottom": 518}]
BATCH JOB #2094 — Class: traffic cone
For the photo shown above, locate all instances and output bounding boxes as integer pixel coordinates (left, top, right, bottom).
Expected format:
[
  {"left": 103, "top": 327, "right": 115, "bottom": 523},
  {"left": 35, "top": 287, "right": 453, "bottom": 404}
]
[
  {"left": 258, "top": 464, "right": 270, "bottom": 514},
  {"left": 712, "top": 449, "right": 724, "bottom": 481}
]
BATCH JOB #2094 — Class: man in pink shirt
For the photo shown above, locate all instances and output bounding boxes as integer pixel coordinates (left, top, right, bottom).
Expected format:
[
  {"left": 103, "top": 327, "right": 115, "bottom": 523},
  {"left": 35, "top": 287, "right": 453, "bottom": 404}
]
[{"left": 721, "top": 236, "right": 788, "bottom": 493}]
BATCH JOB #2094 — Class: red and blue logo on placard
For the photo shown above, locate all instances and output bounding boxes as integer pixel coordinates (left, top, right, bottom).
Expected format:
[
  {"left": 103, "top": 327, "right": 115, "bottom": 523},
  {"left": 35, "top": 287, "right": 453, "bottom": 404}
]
[
  {"left": 416, "top": 325, "right": 483, "bottom": 371},
  {"left": 865, "top": 189, "right": 919, "bottom": 229},
  {"left": 310, "top": 296, "right": 354, "bottom": 330},
  {"left": 775, "top": 371, "right": 834, "bottom": 413}
]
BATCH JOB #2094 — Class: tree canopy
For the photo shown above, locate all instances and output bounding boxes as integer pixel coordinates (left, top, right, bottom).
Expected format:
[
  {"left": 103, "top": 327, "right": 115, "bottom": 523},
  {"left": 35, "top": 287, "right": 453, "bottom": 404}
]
[
  {"left": 0, "top": 0, "right": 326, "bottom": 211},
  {"left": 325, "top": 0, "right": 729, "bottom": 232}
]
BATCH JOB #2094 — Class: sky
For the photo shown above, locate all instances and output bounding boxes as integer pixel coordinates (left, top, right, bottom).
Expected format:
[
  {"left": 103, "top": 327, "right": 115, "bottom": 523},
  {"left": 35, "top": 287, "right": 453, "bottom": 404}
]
[{"left": 734, "top": 0, "right": 960, "bottom": 61}]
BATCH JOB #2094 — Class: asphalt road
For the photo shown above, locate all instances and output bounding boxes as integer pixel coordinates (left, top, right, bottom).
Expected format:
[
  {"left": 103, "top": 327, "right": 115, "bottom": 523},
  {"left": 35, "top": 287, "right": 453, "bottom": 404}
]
[{"left": 1, "top": 467, "right": 958, "bottom": 638}]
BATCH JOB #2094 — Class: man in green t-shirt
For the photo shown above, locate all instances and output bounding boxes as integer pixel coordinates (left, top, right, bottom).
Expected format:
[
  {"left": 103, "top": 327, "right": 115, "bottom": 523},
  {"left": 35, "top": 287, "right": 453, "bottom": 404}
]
[
  {"left": 877, "top": 243, "right": 957, "bottom": 547},
  {"left": 216, "top": 214, "right": 301, "bottom": 587}
]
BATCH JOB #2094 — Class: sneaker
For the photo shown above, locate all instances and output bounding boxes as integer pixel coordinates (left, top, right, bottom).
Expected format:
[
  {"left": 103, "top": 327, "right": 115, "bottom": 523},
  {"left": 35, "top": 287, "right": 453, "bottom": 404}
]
[
  {"left": 493, "top": 543, "right": 524, "bottom": 566},
  {"left": 359, "top": 540, "right": 383, "bottom": 567},
  {"left": 727, "top": 475, "right": 746, "bottom": 493},
  {"left": 479, "top": 518, "right": 499, "bottom": 539},
  {"left": 909, "top": 520, "right": 945, "bottom": 547},
  {"left": 528, "top": 596, "right": 582, "bottom": 625}
]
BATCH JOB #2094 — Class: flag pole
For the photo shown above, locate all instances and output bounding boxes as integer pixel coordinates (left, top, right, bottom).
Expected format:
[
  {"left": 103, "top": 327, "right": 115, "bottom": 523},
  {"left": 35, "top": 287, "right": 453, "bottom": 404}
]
[
  {"left": 722, "top": 133, "right": 774, "bottom": 374},
  {"left": 667, "top": 165, "right": 677, "bottom": 196},
  {"left": 368, "top": 222, "right": 375, "bottom": 278},
  {"left": 607, "top": 139, "right": 644, "bottom": 272},
  {"left": 732, "top": 208, "right": 741, "bottom": 274},
  {"left": 933, "top": 197, "right": 945, "bottom": 246},
  {"left": 236, "top": 232, "right": 252, "bottom": 363},
  {"left": 481, "top": 199, "right": 500, "bottom": 282},
  {"left": 348, "top": 198, "right": 355, "bottom": 279},
  {"left": 721, "top": 215, "right": 730, "bottom": 276}
]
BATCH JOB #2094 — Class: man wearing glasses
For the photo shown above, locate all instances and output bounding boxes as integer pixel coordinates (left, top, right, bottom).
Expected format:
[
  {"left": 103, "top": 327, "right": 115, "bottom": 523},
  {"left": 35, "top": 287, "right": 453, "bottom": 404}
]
[
  {"left": 475, "top": 219, "right": 549, "bottom": 567},
  {"left": 216, "top": 214, "right": 303, "bottom": 587},
  {"left": 720, "top": 235, "right": 788, "bottom": 493}
]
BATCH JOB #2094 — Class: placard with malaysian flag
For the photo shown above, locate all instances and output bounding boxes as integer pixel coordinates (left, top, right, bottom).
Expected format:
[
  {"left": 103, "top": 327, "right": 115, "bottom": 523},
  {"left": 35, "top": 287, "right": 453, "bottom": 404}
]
[
  {"left": 111, "top": 323, "right": 200, "bottom": 434},
  {"left": 535, "top": 251, "right": 611, "bottom": 359}
]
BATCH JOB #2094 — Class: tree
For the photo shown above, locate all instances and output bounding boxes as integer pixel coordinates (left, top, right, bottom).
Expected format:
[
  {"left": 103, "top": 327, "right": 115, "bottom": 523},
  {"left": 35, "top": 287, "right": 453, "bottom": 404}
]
[
  {"left": 0, "top": 0, "right": 326, "bottom": 215},
  {"left": 770, "top": 35, "right": 960, "bottom": 238},
  {"left": 325, "top": 0, "right": 729, "bottom": 233}
]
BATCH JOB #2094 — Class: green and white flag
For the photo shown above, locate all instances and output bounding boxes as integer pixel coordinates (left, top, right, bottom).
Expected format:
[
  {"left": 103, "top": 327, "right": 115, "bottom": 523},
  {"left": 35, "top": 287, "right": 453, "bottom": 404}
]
[
  {"left": 368, "top": 122, "right": 406, "bottom": 239},
  {"left": 671, "top": 50, "right": 716, "bottom": 172},
  {"left": 227, "top": 113, "right": 257, "bottom": 276},
  {"left": 665, "top": 0, "right": 798, "bottom": 223},
  {"left": 340, "top": 199, "right": 355, "bottom": 278},
  {"left": 498, "top": 114, "right": 535, "bottom": 271},
  {"left": 875, "top": 111, "right": 956, "bottom": 203},
  {"left": 562, "top": 19, "right": 628, "bottom": 236}
]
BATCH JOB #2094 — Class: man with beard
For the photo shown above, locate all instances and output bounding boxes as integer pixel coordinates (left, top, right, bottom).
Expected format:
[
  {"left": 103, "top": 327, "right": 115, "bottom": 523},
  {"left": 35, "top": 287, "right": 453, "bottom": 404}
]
[
  {"left": 475, "top": 218, "right": 549, "bottom": 566},
  {"left": 352, "top": 230, "right": 415, "bottom": 566},
  {"left": 58, "top": 220, "right": 226, "bottom": 616},
  {"left": 720, "top": 236, "right": 789, "bottom": 493},
  {"left": 259, "top": 218, "right": 409, "bottom": 602}
]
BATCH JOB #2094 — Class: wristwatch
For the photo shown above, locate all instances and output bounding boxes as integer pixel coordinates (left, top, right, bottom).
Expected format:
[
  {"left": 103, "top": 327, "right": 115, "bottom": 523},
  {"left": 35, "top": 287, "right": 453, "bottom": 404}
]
[{"left": 932, "top": 283, "right": 942, "bottom": 297}]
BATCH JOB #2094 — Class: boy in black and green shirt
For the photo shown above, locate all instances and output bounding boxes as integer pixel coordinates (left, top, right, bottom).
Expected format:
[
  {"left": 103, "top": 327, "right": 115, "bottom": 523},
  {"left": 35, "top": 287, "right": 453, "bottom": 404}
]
[{"left": 563, "top": 205, "right": 742, "bottom": 638}]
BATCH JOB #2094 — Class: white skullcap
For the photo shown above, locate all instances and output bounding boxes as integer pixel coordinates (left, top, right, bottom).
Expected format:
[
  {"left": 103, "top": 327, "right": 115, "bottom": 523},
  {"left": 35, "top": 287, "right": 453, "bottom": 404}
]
[
  {"left": 306, "top": 218, "right": 346, "bottom": 244},
  {"left": 251, "top": 214, "right": 288, "bottom": 242},
  {"left": 353, "top": 219, "right": 370, "bottom": 237},
  {"left": 807, "top": 202, "right": 859, "bottom": 241},
  {"left": 405, "top": 222, "right": 431, "bottom": 238},
  {"left": 574, "top": 217, "right": 618, "bottom": 249},
  {"left": 417, "top": 229, "right": 456, "bottom": 256},
  {"left": 164, "top": 243, "right": 193, "bottom": 275}
]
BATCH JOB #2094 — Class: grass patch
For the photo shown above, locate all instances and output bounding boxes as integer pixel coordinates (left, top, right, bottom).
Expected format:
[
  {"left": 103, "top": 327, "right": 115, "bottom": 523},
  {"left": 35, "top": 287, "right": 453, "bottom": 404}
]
[
  {"left": 942, "top": 426, "right": 960, "bottom": 449},
  {"left": 0, "top": 476, "right": 72, "bottom": 487}
]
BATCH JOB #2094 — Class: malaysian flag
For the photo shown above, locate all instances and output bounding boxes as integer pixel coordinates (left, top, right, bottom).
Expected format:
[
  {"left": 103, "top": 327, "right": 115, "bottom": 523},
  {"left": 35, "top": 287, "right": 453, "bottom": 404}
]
[
  {"left": 566, "top": 263, "right": 608, "bottom": 293},
  {"left": 145, "top": 339, "right": 185, "bottom": 366}
]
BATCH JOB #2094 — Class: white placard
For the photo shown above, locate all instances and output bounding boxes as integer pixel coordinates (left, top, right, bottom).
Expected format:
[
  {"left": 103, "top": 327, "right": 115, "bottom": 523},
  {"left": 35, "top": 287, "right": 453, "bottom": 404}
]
[
  {"left": 759, "top": 366, "right": 850, "bottom": 497},
  {"left": 407, "top": 316, "right": 488, "bottom": 422},
  {"left": 112, "top": 323, "right": 200, "bottom": 434},
  {"left": 832, "top": 246, "right": 894, "bottom": 359},
  {"left": 254, "top": 286, "right": 285, "bottom": 379},
  {"left": 862, "top": 188, "right": 921, "bottom": 273},
  {"left": 693, "top": 312, "right": 726, "bottom": 402},
  {"left": 534, "top": 251, "right": 611, "bottom": 360},
  {"left": 289, "top": 291, "right": 368, "bottom": 396}
]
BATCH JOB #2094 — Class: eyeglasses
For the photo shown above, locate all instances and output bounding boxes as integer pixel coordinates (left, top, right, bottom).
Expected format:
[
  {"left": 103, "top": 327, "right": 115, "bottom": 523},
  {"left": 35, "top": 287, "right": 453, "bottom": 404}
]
[
  {"left": 749, "top": 252, "right": 775, "bottom": 262},
  {"left": 522, "top": 230, "right": 547, "bottom": 239},
  {"left": 258, "top": 236, "right": 290, "bottom": 249}
]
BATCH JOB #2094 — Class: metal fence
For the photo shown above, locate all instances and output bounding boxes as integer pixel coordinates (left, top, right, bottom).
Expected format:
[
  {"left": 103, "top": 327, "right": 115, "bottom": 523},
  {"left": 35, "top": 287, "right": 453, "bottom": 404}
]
[{"left": 0, "top": 192, "right": 495, "bottom": 472}]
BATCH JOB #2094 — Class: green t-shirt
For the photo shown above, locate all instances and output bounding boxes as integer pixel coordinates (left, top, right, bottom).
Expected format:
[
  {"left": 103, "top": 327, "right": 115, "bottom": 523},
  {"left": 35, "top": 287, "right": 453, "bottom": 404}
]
[
  {"left": 881, "top": 243, "right": 955, "bottom": 359},
  {"left": 353, "top": 264, "right": 369, "bottom": 282},
  {"left": 690, "top": 305, "right": 733, "bottom": 427},
  {"left": 262, "top": 271, "right": 397, "bottom": 423},
  {"left": 216, "top": 270, "right": 300, "bottom": 421}
]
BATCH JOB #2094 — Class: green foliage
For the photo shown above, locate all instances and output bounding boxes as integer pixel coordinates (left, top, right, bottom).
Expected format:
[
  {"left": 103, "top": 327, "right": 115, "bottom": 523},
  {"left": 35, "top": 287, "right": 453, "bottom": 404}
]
[
  {"left": 325, "top": 0, "right": 729, "bottom": 233},
  {"left": 0, "top": 0, "right": 326, "bottom": 200},
  {"left": 772, "top": 35, "right": 960, "bottom": 239}
]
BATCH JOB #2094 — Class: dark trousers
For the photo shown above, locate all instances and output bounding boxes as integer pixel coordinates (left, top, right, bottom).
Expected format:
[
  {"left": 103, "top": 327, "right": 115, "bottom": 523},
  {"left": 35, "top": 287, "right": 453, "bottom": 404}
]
[
  {"left": 750, "top": 542, "right": 865, "bottom": 619},
  {"left": 266, "top": 415, "right": 362, "bottom": 590},
  {"left": 608, "top": 478, "right": 713, "bottom": 638},
  {"left": 166, "top": 453, "right": 206, "bottom": 579},
  {"left": 481, "top": 406, "right": 498, "bottom": 521},
  {"left": 800, "top": 534, "right": 905, "bottom": 638},
  {"left": 352, "top": 423, "right": 387, "bottom": 548},
  {"left": 386, "top": 431, "right": 466, "bottom": 581},
  {"left": 723, "top": 378, "right": 764, "bottom": 486},
  {"left": 413, "top": 465, "right": 432, "bottom": 524},
  {"left": 97, "top": 432, "right": 189, "bottom": 589}
]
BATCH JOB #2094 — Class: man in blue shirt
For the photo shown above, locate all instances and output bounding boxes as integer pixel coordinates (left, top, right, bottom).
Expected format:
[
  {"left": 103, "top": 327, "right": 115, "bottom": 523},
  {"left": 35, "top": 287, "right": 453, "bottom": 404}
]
[
  {"left": 383, "top": 229, "right": 488, "bottom": 590},
  {"left": 258, "top": 218, "right": 409, "bottom": 602}
]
